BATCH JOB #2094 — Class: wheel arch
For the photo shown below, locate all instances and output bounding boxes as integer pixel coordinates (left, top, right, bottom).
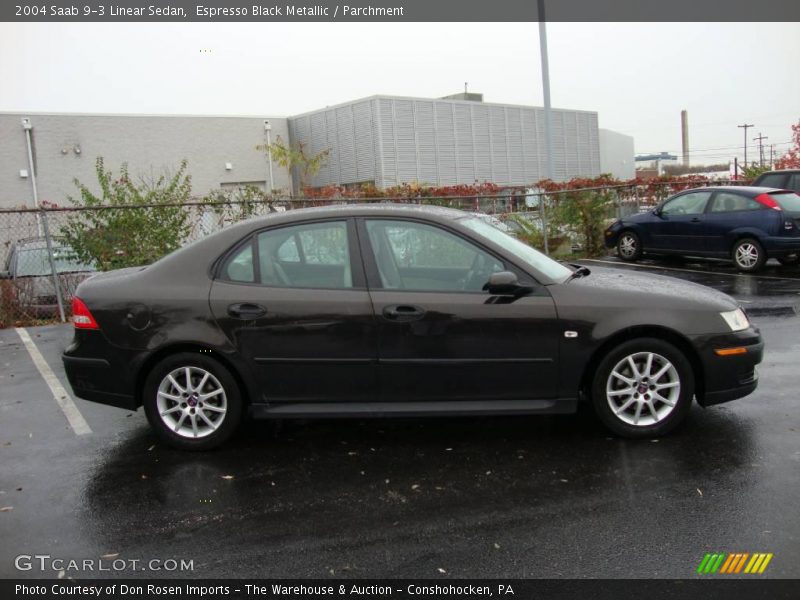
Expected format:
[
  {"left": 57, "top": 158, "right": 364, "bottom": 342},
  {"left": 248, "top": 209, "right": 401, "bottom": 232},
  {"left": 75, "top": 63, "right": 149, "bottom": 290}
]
[
  {"left": 579, "top": 325, "right": 704, "bottom": 402},
  {"left": 726, "top": 228, "right": 768, "bottom": 250},
  {"left": 135, "top": 343, "right": 253, "bottom": 409}
]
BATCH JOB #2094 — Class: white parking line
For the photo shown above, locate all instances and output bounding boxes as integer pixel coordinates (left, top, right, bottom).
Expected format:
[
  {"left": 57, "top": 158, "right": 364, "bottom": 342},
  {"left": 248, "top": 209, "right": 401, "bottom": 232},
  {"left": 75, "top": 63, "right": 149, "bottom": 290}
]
[
  {"left": 580, "top": 259, "right": 800, "bottom": 282},
  {"left": 15, "top": 327, "right": 92, "bottom": 436}
]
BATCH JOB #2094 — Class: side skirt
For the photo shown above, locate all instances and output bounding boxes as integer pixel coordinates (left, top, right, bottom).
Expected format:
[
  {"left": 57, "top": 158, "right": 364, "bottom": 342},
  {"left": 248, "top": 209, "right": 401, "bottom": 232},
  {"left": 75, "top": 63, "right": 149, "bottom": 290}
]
[{"left": 249, "top": 398, "right": 577, "bottom": 419}]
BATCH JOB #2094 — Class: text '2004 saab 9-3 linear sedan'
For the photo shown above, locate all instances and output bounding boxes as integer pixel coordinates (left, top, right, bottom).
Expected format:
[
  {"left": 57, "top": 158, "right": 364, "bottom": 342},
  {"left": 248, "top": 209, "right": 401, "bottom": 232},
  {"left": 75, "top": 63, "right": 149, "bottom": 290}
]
[{"left": 63, "top": 204, "right": 763, "bottom": 450}]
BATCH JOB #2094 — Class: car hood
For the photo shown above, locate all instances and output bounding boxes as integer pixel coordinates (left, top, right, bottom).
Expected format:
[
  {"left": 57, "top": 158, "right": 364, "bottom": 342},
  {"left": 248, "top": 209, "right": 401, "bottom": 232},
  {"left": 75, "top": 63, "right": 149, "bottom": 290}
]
[
  {"left": 566, "top": 266, "right": 738, "bottom": 312},
  {"left": 621, "top": 211, "right": 655, "bottom": 224}
]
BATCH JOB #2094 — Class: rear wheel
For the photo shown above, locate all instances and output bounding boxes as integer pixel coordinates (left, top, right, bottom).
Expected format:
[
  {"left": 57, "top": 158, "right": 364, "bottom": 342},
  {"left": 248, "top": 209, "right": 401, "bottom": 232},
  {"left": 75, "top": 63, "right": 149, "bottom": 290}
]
[
  {"left": 143, "top": 353, "right": 242, "bottom": 450},
  {"left": 591, "top": 338, "right": 694, "bottom": 438},
  {"left": 732, "top": 238, "right": 766, "bottom": 272},
  {"left": 617, "top": 231, "right": 642, "bottom": 262}
]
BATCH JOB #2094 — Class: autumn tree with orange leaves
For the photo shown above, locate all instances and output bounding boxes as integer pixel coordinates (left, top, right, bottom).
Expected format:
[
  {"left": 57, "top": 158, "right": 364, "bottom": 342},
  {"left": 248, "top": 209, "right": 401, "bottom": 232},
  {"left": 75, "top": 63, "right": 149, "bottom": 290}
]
[{"left": 775, "top": 121, "right": 800, "bottom": 169}]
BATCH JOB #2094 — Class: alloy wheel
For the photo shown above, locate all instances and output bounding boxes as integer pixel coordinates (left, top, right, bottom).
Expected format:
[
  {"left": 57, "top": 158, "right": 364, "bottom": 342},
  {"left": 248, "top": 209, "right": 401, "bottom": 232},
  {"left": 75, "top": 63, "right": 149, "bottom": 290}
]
[
  {"left": 605, "top": 351, "right": 680, "bottom": 426},
  {"left": 619, "top": 234, "right": 638, "bottom": 259},
  {"left": 735, "top": 243, "right": 760, "bottom": 269},
  {"left": 156, "top": 366, "right": 228, "bottom": 439}
]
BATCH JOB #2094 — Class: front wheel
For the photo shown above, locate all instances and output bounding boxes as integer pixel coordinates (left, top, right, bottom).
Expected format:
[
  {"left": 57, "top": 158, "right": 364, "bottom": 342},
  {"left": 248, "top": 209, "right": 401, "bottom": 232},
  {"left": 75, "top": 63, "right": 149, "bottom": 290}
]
[
  {"left": 732, "top": 238, "right": 766, "bottom": 272},
  {"left": 617, "top": 231, "right": 642, "bottom": 262},
  {"left": 591, "top": 338, "right": 694, "bottom": 438},
  {"left": 143, "top": 353, "right": 242, "bottom": 450}
]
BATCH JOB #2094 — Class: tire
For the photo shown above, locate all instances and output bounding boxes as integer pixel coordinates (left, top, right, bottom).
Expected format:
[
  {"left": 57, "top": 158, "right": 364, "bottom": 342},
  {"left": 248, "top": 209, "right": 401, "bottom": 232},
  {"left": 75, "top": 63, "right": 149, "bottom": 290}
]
[
  {"left": 617, "top": 231, "right": 642, "bottom": 262},
  {"left": 732, "top": 238, "right": 766, "bottom": 273},
  {"left": 777, "top": 254, "right": 799, "bottom": 267},
  {"left": 591, "top": 338, "right": 694, "bottom": 439},
  {"left": 143, "top": 352, "right": 242, "bottom": 450}
]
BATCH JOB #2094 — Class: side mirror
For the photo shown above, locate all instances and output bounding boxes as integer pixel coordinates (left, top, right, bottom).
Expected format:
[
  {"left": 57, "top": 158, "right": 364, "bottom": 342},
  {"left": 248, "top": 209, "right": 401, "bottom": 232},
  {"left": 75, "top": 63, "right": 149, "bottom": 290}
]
[
  {"left": 484, "top": 271, "right": 532, "bottom": 297},
  {"left": 0, "top": 270, "right": 11, "bottom": 280},
  {"left": 652, "top": 207, "right": 662, "bottom": 216}
]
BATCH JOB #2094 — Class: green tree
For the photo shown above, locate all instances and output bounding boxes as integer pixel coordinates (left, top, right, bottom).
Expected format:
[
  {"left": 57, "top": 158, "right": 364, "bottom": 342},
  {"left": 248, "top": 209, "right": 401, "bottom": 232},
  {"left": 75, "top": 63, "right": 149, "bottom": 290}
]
[
  {"left": 257, "top": 136, "right": 330, "bottom": 191},
  {"left": 550, "top": 189, "right": 616, "bottom": 257},
  {"left": 61, "top": 157, "right": 192, "bottom": 270},
  {"left": 741, "top": 163, "right": 771, "bottom": 180}
]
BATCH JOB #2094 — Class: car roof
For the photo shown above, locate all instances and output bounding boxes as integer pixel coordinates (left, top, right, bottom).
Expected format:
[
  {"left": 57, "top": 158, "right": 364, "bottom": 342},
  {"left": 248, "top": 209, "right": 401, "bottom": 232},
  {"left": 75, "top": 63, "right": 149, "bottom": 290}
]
[
  {"left": 232, "top": 202, "right": 471, "bottom": 230},
  {"left": 683, "top": 186, "right": 789, "bottom": 196},
  {"left": 10, "top": 237, "right": 67, "bottom": 250}
]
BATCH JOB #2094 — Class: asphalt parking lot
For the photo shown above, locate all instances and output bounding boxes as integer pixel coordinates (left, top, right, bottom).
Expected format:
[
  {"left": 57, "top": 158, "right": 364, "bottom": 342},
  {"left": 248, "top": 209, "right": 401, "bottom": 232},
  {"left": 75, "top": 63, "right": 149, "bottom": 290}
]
[{"left": 0, "top": 256, "right": 799, "bottom": 579}]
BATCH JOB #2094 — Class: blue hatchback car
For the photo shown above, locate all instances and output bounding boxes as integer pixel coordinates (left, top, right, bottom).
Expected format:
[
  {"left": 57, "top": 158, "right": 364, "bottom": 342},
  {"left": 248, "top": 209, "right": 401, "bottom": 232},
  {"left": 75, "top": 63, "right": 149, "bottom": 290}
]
[{"left": 604, "top": 186, "right": 800, "bottom": 272}]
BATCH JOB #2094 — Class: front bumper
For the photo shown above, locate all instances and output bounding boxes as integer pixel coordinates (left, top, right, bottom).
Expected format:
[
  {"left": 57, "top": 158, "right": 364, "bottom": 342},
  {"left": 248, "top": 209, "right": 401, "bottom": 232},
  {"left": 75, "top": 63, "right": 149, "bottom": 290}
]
[
  {"left": 691, "top": 326, "right": 764, "bottom": 407},
  {"left": 604, "top": 225, "right": 622, "bottom": 249}
]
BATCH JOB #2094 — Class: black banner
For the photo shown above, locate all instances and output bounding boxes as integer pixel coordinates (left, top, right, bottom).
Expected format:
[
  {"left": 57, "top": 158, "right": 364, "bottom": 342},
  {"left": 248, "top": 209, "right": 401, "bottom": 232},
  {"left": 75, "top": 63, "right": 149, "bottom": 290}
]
[
  {"left": 3, "top": 0, "right": 800, "bottom": 22},
  {"left": 4, "top": 579, "right": 800, "bottom": 600}
]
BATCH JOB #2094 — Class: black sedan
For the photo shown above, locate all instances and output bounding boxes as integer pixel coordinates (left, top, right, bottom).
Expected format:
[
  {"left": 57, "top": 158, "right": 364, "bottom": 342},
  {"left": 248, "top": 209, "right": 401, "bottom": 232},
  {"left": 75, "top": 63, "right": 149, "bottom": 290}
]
[
  {"left": 604, "top": 186, "right": 800, "bottom": 271},
  {"left": 63, "top": 204, "right": 763, "bottom": 450}
]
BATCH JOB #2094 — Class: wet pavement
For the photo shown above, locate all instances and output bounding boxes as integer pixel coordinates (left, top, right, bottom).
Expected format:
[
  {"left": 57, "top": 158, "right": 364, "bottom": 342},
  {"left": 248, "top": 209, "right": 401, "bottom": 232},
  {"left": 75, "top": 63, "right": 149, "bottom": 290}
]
[{"left": 0, "top": 257, "right": 798, "bottom": 579}]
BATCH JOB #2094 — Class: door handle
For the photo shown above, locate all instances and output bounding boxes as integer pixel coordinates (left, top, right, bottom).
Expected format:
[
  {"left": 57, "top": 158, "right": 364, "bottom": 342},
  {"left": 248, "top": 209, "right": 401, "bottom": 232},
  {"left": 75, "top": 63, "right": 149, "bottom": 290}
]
[
  {"left": 382, "top": 304, "right": 426, "bottom": 322},
  {"left": 228, "top": 302, "right": 267, "bottom": 319},
  {"left": 690, "top": 217, "right": 702, "bottom": 223}
]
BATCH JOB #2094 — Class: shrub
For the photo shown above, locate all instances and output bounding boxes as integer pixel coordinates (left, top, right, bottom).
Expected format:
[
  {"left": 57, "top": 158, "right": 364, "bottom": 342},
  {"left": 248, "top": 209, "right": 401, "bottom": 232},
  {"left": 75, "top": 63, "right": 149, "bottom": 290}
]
[{"left": 61, "top": 158, "right": 192, "bottom": 270}]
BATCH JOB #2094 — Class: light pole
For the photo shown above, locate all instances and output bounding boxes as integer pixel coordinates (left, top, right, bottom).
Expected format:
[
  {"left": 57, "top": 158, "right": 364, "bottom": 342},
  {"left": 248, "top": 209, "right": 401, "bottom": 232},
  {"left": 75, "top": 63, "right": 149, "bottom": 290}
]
[
  {"left": 264, "top": 120, "right": 274, "bottom": 195},
  {"left": 538, "top": 0, "right": 553, "bottom": 255}
]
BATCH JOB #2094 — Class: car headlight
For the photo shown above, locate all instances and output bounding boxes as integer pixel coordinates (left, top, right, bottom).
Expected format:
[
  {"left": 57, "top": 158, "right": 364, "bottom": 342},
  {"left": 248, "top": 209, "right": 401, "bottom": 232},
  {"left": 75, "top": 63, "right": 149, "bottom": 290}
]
[{"left": 720, "top": 308, "right": 750, "bottom": 332}]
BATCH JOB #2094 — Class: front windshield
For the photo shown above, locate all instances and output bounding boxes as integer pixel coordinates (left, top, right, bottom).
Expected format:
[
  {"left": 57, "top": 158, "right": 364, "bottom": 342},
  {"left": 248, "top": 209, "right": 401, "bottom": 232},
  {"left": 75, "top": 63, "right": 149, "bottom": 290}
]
[{"left": 457, "top": 216, "right": 573, "bottom": 282}]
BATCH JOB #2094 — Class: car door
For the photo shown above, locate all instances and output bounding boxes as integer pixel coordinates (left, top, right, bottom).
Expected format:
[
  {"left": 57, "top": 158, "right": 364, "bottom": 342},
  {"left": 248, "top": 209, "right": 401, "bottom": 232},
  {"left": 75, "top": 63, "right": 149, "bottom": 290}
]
[
  {"left": 650, "top": 191, "right": 712, "bottom": 252},
  {"left": 704, "top": 191, "right": 766, "bottom": 255},
  {"left": 209, "top": 218, "right": 378, "bottom": 403},
  {"left": 358, "top": 217, "right": 561, "bottom": 402}
]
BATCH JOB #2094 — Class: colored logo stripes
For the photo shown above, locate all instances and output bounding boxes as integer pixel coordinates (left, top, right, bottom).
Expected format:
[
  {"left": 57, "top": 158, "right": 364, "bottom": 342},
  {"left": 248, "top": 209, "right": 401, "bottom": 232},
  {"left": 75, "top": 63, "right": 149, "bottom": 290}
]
[{"left": 697, "top": 552, "right": 773, "bottom": 574}]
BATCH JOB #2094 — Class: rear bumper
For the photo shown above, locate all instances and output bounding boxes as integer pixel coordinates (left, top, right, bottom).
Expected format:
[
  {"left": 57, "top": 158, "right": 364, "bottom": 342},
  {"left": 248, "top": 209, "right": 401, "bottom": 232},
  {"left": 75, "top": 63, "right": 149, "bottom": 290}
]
[
  {"left": 690, "top": 327, "right": 764, "bottom": 407},
  {"left": 62, "top": 331, "right": 138, "bottom": 411},
  {"left": 762, "top": 236, "right": 800, "bottom": 257}
]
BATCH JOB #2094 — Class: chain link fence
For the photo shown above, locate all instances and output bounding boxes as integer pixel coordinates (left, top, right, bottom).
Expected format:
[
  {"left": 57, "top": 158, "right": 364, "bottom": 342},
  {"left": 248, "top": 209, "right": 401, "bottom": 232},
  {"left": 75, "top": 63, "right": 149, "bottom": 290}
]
[{"left": 0, "top": 179, "right": 745, "bottom": 328}]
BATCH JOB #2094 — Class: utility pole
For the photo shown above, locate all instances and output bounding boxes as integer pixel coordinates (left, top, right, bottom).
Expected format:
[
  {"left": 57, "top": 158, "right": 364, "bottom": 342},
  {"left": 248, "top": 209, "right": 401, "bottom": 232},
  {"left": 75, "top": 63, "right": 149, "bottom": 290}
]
[
  {"left": 738, "top": 123, "right": 753, "bottom": 168},
  {"left": 769, "top": 144, "right": 775, "bottom": 168},
  {"left": 538, "top": 0, "right": 553, "bottom": 255},
  {"left": 753, "top": 132, "right": 768, "bottom": 167}
]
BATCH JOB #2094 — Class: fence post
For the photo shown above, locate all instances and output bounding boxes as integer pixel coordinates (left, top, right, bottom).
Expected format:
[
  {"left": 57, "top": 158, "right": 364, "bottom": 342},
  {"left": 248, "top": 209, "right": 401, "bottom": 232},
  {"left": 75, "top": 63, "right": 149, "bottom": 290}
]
[
  {"left": 40, "top": 209, "right": 66, "bottom": 323},
  {"left": 541, "top": 192, "right": 550, "bottom": 255}
]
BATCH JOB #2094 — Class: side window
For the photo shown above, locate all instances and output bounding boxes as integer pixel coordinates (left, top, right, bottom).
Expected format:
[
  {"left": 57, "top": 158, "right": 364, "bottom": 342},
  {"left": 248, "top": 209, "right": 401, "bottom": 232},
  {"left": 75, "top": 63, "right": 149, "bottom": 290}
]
[
  {"left": 661, "top": 192, "right": 711, "bottom": 216},
  {"left": 756, "top": 173, "right": 788, "bottom": 189},
  {"left": 788, "top": 174, "right": 800, "bottom": 193},
  {"left": 710, "top": 192, "right": 761, "bottom": 213},
  {"left": 223, "top": 242, "right": 255, "bottom": 283},
  {"left": 366, "top": 220, "right": 504, "bottom": 292},
  {"left": 257, "top": 221, "right": 352, "bottom": 289}
]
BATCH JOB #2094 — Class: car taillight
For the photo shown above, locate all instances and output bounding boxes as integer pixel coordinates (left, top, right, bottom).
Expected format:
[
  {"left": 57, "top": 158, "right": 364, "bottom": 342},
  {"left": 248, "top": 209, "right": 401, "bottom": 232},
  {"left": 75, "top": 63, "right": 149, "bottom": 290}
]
[
  {"left": 72, "top": 297, "right": 99, "bottom": 329},
  {"left": 754, "top": 193, "right": 782, "bottom": 211}
]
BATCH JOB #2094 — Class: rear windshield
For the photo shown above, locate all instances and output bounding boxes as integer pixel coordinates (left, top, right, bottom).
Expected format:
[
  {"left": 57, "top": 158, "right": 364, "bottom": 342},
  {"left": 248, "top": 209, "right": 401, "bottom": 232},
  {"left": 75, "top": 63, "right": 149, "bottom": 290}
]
[
  {"left": 16, "top": 247, "right": 95, "bottom": 277},
  {"left": 771, "top": 192, "right": 800, "bottom": 212}
]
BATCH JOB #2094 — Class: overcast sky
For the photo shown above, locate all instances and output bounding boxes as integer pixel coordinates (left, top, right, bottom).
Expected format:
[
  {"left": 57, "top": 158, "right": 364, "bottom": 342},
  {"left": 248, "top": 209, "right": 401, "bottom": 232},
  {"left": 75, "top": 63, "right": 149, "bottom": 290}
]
[{"left": 1, "top": 22, "right": 798, "bottom": 165}]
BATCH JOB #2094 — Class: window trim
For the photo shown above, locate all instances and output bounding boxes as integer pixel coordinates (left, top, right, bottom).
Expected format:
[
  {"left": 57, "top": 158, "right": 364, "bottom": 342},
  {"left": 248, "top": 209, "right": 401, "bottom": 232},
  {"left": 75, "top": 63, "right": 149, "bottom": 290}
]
[
  {"left": 355, "top": 216, "right": 540, "bottom": 295},
  {"left": 215, "top": 217, "right": 367, "bottom": 290}
]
